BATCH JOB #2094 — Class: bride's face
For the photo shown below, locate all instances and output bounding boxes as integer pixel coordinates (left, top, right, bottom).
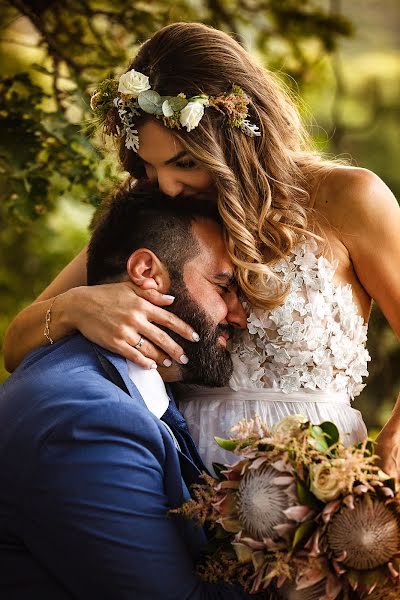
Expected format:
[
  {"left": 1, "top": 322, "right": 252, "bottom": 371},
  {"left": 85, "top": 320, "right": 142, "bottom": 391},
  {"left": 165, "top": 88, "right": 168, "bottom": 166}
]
[{"left": 136, "top": 119, "right": 215, "bottom": 198}]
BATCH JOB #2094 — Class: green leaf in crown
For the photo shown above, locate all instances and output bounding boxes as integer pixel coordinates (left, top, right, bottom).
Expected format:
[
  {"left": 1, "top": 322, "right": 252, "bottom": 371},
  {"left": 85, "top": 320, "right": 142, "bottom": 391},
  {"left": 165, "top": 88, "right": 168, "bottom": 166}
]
[{"left": 137, "top": 90, "right": 164, "bottom": 115}]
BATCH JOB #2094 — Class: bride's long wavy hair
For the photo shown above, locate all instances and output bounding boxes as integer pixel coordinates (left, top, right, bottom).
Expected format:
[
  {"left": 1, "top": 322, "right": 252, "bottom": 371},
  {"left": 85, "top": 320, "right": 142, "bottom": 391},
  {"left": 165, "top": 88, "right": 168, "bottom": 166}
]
[{"left": 116, "top": 22, "right": 337, "bottom": 309}]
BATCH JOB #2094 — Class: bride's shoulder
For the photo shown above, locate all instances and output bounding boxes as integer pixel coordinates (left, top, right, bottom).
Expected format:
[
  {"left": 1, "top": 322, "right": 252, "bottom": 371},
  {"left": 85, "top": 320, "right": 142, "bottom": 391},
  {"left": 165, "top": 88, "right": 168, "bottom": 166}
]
[{"left": 313, "top": 166, "right": 398, "bottom": 235}]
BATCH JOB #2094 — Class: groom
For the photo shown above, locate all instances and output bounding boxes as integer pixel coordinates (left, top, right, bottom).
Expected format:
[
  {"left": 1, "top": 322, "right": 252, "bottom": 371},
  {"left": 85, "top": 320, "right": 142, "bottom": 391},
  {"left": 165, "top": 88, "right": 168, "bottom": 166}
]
[{"left": 0, "top": 186, "right": 252, "bottom": 599}]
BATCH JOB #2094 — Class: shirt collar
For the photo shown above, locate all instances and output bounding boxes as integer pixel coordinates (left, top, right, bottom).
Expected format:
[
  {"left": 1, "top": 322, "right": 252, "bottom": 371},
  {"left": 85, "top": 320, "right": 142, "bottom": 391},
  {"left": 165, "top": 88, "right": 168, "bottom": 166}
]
[{"left": 126, "top": 360, "right": 169, "bottom": 419}]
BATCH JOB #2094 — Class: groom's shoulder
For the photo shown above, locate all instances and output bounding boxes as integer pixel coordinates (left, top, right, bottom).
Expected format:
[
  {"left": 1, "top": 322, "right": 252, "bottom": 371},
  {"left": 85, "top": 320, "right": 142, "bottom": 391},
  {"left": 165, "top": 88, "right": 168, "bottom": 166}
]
[
  {"left": 0, "top": 334, "right": 166, "bottom": 455},
  {"left": 0, "top": 333, "right": 141, "bottom": 420},
  {"left": 2, "top": 334, "right": 102, "bottom": 395},
  {"left": 18, "top": 332, "right": 100, "bottom": 373}
]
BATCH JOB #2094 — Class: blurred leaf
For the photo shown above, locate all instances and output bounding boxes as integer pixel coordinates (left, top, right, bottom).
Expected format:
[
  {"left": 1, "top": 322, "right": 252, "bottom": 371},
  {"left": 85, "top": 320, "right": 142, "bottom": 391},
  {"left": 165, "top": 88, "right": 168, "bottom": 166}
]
[
  {"left": 212, "top": 462, "right": 228, "bottom": 480},
  {"left": 214, "top": 436, "right": 238, "bottom": 451},
  {"left": 319, "top": 422, "right": 340, "bottom": 447},
  {"left": 296, "top": 479, "right": 322, "bottom": 510},
  {"left": 292, "top": 520, "right": 316, "bottom": 550}
]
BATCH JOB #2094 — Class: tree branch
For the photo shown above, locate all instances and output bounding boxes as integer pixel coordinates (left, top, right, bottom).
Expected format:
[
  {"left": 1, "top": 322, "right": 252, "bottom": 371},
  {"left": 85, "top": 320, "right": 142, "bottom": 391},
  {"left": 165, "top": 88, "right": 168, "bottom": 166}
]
[{"left": 8, "top": 0, "right": 84, "bottom": 74}]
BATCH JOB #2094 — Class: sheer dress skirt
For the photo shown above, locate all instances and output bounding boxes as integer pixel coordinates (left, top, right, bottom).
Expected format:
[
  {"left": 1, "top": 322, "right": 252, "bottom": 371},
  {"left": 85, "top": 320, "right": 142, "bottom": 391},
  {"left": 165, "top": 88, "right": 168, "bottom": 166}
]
[{"left": 179, "top": 387, "right": 368, "bottom": 473}]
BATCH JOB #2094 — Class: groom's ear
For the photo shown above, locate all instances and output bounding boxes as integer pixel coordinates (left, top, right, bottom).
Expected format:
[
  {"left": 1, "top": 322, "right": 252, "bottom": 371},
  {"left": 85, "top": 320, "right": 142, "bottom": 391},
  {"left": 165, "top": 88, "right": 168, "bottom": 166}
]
[{"left": 126, "top": 249, "right": 171, "bottom": 292}]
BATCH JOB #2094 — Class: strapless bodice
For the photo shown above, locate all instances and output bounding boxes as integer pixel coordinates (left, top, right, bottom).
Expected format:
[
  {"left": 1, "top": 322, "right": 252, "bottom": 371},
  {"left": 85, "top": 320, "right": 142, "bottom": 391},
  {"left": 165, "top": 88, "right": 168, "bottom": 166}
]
[{"left": 229, "top": 238, "right": 370, "bottom": 399}]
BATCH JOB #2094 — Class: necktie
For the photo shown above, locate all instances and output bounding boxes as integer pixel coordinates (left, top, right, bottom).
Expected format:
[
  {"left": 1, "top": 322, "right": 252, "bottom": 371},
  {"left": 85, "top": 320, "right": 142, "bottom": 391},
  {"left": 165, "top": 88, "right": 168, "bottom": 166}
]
[{"left": 161, "top": 398, "right": 210, "bottom": 487}]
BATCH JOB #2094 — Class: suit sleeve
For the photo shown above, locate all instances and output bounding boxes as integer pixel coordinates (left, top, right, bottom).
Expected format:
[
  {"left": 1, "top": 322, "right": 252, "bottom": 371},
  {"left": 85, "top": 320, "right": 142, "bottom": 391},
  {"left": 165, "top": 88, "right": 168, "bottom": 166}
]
[{"left": 20, "top": 399, "right": 252, "bottom": 600}]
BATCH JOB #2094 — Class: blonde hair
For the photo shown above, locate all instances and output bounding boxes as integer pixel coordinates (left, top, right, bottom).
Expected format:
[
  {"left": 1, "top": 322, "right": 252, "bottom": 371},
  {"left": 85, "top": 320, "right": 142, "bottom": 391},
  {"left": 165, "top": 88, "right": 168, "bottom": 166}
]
[{"left": 117, "top": 22, "right": 338, "bottom": 309}]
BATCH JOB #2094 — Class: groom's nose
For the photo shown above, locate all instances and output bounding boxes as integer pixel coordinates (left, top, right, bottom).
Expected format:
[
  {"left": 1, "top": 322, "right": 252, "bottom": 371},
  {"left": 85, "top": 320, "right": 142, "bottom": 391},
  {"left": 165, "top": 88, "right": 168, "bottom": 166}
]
[{"left": 225, "top": 291, "right": 247, "bottom": 329}]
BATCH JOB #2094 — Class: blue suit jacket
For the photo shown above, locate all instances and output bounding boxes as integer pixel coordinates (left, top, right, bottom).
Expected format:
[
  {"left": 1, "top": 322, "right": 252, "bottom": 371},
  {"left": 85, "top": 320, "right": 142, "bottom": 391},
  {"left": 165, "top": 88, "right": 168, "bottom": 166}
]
[{"left": 0, "top": 334, "right": 252, "bottom": 599}]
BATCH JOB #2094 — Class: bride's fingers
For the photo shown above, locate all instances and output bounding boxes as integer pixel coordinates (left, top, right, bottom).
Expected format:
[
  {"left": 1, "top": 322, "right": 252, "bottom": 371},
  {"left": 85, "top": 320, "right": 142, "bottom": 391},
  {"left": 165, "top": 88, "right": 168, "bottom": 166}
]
[
  {"left": 140, "top": 321, "right": 189, "bottom": 365},
  {"left": 135, "top": 287, "right": 176, "bottom": 307},
  {"left": 118, "top": 341, "right": 158, "bottom": 370},
  {"left": 128, "top": 336, "right": 173, "bottom": 368},
  {"left": 146, "top": 301, "right": 200, "bottom": 343}
]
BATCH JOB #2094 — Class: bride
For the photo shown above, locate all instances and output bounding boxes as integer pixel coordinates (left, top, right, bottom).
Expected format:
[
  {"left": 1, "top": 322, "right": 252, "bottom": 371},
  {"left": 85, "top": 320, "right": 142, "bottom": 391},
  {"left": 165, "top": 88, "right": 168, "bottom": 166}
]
[{"left": 4, "top": 22, "right": 400, "bottom": 476}]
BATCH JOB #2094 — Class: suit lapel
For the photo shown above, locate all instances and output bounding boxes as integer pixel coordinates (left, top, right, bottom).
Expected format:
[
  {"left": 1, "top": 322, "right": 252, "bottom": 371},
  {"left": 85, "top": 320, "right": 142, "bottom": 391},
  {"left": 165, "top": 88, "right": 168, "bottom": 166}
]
[
  {"left": 92, "top": 344, "right": 209, "bottom": 488},
  {"left": 92, "top": 344, "right": 146, "bottom": 407}
]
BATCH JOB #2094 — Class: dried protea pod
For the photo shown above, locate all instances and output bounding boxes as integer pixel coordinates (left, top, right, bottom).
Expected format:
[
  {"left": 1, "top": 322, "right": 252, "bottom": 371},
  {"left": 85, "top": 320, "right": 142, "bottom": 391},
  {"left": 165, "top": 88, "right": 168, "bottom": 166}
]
[{"left": 327, "top": 495, "right": 400, "bottom": 570}]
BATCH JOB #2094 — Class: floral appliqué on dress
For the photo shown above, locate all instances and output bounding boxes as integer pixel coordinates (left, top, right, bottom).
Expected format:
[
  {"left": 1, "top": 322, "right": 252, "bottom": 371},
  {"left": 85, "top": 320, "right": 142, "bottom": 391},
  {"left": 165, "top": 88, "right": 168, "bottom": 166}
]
[{"left": 230, "top": 238, "right": 370, "bottom": 399}]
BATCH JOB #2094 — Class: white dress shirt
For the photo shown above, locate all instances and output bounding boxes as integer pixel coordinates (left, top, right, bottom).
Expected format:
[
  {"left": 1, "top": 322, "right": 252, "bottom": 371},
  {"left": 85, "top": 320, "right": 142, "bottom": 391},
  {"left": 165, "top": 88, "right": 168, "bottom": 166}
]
[{"left": 126, "top": 360, "right": 169, "bottom": 419}]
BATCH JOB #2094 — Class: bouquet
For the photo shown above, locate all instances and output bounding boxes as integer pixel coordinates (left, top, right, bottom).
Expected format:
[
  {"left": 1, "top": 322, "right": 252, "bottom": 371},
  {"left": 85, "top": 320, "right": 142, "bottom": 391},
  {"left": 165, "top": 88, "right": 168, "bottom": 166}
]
[{"left": 176, "top": 415, "right": 400, "bottom": 599}]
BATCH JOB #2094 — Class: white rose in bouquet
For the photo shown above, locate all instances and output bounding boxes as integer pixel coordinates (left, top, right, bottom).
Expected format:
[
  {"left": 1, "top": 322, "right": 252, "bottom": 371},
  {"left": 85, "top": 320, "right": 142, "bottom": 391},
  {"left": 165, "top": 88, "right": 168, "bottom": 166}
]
[
  {"left": 271, "top": 414, "right": 308, "bottom": 440},
  {"left": 310, "top": 460, "right": 346, "bottom": 502}
]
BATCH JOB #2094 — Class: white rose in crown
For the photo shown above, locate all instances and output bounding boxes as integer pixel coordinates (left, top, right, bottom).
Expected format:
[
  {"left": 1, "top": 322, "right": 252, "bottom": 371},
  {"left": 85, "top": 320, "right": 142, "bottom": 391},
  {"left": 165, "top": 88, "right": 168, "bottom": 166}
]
[
  {"left": 271, "top": 414, "right": 308, "bottom": 439},
  {"left": 179, "top": 101, "right": 205, "bottom": 131},
  {"left": 118, "top": 69, "right": 151, "bottom": 98}
]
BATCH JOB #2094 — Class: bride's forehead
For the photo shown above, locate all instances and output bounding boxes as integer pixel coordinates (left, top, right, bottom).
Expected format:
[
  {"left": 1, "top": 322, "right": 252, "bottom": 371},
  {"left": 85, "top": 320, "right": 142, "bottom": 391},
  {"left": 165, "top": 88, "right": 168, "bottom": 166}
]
[{"left": 137, "top": 119, "right": 184, "bottom": 163}]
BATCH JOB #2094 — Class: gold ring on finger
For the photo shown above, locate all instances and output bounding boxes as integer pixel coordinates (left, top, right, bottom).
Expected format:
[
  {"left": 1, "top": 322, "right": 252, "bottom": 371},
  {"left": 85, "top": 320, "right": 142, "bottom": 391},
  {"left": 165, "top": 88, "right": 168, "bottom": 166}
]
[{"left": 134, "top": 336, "right": 144, "bottom": 350}]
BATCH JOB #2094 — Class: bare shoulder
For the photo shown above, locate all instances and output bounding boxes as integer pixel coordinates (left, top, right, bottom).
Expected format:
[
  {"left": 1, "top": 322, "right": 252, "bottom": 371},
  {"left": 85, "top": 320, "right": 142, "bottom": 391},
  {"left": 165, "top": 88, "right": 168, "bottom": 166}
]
[{"left": 314, "top": 166, "right": 399, "bottom": 237}]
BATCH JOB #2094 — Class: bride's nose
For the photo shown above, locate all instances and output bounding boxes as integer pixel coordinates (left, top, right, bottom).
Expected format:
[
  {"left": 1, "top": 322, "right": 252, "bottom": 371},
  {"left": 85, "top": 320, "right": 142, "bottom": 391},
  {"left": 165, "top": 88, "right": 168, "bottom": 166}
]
[{"left": 157, "top": 171, "right": 185, "bottom": 197}]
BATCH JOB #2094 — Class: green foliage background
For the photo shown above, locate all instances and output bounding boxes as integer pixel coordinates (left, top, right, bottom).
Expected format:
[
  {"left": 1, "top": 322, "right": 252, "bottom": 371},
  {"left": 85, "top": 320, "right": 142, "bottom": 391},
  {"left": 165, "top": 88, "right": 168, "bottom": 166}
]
[{"left": 0, "top": 0, "right": 399, "bottom": 431}]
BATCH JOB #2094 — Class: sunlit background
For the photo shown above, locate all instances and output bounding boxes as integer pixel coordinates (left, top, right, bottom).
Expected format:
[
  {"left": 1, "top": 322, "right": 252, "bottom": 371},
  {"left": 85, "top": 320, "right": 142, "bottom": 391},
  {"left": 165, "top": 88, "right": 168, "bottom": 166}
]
[{"left": 0, "top": 0, "right": 399, "bottom": 434}]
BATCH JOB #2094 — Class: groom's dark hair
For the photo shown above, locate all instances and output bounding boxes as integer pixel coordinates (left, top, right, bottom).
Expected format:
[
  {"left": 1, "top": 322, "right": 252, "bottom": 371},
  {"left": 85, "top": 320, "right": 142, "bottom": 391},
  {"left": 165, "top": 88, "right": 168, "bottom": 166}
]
[{"left": 87, "top": 183, "right": 221, "bottom": 285}]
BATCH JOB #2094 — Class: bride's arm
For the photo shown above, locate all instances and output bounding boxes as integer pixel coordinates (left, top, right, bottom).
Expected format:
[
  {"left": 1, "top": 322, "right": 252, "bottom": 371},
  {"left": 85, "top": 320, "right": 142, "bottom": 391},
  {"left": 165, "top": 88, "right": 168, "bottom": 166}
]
[
  {"left": 3, "top": 247, "right": 88, "bottom": 372},
  {"left": 3, "top": 246, "right": 197, "bottom": 373},
  {"left": 330, "top": 167, "right": 400, "bottom": 476}
]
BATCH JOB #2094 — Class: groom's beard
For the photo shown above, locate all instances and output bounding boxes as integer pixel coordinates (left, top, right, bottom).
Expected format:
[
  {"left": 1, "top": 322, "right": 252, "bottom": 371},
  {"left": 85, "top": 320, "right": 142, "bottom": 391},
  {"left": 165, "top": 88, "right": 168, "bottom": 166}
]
[{"left": 166, "top": 277, "right": 234, "bottom": 387}]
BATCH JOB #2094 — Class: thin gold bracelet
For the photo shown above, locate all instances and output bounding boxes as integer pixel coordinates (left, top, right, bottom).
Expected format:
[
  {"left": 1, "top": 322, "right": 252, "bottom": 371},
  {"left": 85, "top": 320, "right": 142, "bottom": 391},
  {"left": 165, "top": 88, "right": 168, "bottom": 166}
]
[{"left": 44, "top": 295, "right": 59, "bottom": 345}]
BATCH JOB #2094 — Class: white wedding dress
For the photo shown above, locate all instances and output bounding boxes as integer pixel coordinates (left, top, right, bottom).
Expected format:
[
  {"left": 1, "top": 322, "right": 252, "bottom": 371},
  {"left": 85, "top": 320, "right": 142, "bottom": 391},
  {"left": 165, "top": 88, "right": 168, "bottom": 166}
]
[{"left": 178, "top": 238, "right": 370, "bottom": 472}]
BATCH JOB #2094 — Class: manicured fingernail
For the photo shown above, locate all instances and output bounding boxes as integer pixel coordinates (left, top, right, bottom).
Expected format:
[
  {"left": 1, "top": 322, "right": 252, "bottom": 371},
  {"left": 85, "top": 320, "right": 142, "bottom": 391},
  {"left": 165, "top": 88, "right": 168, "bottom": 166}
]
[
  {"left": 180, "top": 354, "right": 189, "bottom": 364},
  {"left": 163, "top": 294, "right": 175, "bottom": 302},
  {"left": 192, "top": 332, "right": 200, "bottom": 342},
  {"left": 163, "top": 359, "right": 172, "bottom": 368},
  {"left": 150, "top": 363, "right": 158, "bottom": 370}
]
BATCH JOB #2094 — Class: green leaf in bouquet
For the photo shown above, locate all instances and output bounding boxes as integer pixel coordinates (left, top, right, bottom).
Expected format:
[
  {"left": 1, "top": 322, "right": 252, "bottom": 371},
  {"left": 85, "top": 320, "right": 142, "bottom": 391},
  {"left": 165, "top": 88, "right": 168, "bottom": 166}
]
[
  {"left": 212, "top": 462, "right": 228, "bottom": 480},
  {"left": 215, "top": 527, "right": 232, "bottom": 540},
  {"left": 296, "top": 478, "right": 323, "bottom": 510},
  {"left": 319, "top": 421, "right": 340, "bottom": 447},
  {"left": 381, "top": 477, "right": 396, "bottom": 493},
  {"left": 358, "top": 567, "right": 386, "bottom": 590},
  {"left": 310, "top": 425, "right": 329, "bottom": 451},
  {"left": 364, "top": 439, "right": 375, "bottom": 457},
  {"left": 214, "top": 436, "right": 238, "bottom": 451},
  {"left": 346, "top": 569, "right": 360, "bottom": 591},
  {"left": 201, "top": 533, "right": 227, "bottom": 554},
  {"left": 233, "top": 541, "right": 253, "bottom": 563},
  {"left": 292, "top": 520, "right": 317, "bottom": 551},
  {"left": 252, "top": 550, "right": 265, "bottom": 571},
  {"left": 138, "top": 90, "right": 163, "bottom": 115}
]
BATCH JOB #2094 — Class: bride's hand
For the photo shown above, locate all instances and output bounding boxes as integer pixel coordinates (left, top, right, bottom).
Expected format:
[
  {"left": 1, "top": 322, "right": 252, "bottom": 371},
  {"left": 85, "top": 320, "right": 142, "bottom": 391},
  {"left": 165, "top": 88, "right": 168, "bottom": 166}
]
[{"left": 65, "top": 282, "right": 198, "bottom": 369}]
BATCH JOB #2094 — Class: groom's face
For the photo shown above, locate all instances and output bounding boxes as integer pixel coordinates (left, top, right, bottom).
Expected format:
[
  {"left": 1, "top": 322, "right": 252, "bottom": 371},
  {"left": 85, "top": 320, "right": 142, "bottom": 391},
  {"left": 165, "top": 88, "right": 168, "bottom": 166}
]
[{"left": 166, "top": 219, "right": 247, "bottom": 386}]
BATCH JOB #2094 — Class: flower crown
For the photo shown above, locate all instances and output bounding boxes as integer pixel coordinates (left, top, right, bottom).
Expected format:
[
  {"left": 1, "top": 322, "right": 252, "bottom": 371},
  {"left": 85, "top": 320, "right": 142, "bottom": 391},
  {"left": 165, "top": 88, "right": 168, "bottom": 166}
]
[{"left": 90, "top": 69, "right": 261, "bottom": 152}]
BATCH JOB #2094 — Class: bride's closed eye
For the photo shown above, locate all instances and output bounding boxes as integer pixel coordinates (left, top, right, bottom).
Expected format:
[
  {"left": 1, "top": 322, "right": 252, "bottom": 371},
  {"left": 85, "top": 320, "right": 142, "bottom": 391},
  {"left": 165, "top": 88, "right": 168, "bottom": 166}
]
[{"left": 175, "top": 159, "right": 197, "bottom": 170}]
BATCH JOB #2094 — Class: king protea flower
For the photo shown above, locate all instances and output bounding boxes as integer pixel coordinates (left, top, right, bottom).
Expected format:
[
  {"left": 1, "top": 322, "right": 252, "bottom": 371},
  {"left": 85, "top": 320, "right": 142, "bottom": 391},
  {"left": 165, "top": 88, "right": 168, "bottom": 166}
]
[
  {"left": 320, "top": 488, "right": 400, "bottom": 595},
  {"left": 175, "top": 416, "right": 400, "bottom": 598},
  {"left": 214, "top": 459, "right": 312, "bottom": 543}
]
